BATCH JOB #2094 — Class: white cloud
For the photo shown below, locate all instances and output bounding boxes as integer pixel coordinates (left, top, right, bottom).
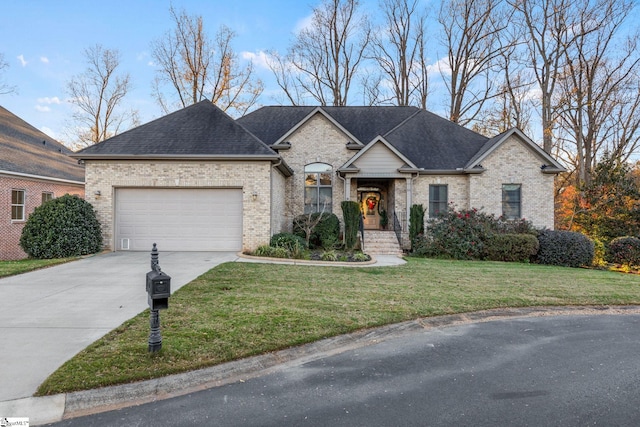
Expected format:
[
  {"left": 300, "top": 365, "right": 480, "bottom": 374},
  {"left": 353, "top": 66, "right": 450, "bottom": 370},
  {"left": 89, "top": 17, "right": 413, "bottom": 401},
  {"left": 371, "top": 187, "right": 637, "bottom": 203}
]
[
  {"left": 294, "top": 13, "right": 314, "bottom": 34},
  {"left": 242, "top": 50, "right": 271, "bottom": 70},
  {"left": 37, "top": 96, "right": 62, "bottom": 104},
  {"left": 40, "top": 56, "right": 49, "bottom": 64},
  {"left": 427, "top": 56, "right": 451, "bottom": 77},
  {"left": 35, "top": 105, "right": 51, "bottom": 112},
  {"left": 17, "top": 54, "right": 27, "bottom": 67}
]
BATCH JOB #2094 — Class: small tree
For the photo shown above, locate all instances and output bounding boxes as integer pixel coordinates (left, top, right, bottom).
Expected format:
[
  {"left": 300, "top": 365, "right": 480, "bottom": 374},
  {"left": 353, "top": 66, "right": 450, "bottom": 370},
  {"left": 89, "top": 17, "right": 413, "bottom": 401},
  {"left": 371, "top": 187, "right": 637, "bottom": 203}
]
[
  {"left": 342, "top": 201, "right": 361, "bottom": 251},
  {"left": 20, "top": 195, "right": 102, "bottom": 259}
]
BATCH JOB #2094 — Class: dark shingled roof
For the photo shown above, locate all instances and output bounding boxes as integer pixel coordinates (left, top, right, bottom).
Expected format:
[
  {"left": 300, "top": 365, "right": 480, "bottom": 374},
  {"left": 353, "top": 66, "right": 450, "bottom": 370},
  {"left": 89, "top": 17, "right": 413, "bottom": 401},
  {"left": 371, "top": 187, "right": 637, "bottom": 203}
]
[
  {"left": 382, "top": 109, "right": 489, "bottom": 169},
  {"left": 76, "top": 101, "right": 277, "bottom": 158},
  {"left": 237, "top": 106, "right": 421, "bottom": 146},
  {"left": 0, "top": 106, "right": 84, "bottom": 182}
]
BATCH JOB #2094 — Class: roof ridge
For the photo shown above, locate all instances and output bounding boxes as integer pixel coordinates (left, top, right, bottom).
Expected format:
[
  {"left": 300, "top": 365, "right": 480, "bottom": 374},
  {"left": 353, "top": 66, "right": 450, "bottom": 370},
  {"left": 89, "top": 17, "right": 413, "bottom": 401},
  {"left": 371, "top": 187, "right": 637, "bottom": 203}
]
[{"left": 382, "top": 108, "right": 423, "bottom": 138}]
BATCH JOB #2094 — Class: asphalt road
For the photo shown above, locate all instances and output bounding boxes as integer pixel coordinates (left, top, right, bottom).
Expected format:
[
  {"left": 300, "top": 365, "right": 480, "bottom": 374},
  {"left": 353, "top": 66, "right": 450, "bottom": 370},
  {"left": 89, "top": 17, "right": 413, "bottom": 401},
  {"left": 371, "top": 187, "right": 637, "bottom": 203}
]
[{"left": 46, "top": 314, "right": 640, "bottom": 426}]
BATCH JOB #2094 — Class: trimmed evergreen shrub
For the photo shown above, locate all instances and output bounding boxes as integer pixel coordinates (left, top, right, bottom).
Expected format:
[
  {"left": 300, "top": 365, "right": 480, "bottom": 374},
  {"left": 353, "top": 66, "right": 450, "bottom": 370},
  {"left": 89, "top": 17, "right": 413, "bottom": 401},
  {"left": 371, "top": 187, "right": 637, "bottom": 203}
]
[
  {"left": 484, "top": 233, "right": 539, "bottom": 262},
  {"left": 293, "top": 212, "right": 340, "bottom": 249},
  {"left": 341, "top": 201, "right": 361, "bottom": 251},
  {"left": 270, "top": 233, "right": 307, "bottom": 251},
  {"left": 607, "top": 236, "right": 640, "bottom": 266},
  {"left": 20, "top": 194, "right": 102, "bottom": 259},
  {"left": 536, "top": 230, "right": 594, "bottom": 268},
  {"left": 409, "top": 204, "right": 425, "bottom": 247}
]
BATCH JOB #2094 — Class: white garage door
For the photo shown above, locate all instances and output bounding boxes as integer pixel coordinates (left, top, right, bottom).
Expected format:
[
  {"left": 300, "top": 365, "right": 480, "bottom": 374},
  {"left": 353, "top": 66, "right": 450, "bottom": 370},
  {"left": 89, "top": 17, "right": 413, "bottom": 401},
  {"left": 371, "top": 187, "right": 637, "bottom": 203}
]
[{"left": 115, "top": 188, "right": 242, "bottom": 251}]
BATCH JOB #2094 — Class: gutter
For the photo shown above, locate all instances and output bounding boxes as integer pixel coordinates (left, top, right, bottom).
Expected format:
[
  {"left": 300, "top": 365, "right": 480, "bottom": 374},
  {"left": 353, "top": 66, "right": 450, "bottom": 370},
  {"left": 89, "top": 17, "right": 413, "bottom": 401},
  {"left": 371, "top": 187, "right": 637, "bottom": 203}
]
[{"left": 0, "top": 169, "right": 85, "bottom": 185}]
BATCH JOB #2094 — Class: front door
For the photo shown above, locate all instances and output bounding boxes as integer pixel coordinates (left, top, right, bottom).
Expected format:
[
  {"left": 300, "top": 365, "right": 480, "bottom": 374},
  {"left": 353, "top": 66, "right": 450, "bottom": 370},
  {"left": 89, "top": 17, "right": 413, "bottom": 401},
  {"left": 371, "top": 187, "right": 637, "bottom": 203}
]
[{"left": 361, "top": 191, "right": 381, "bottom": 229}]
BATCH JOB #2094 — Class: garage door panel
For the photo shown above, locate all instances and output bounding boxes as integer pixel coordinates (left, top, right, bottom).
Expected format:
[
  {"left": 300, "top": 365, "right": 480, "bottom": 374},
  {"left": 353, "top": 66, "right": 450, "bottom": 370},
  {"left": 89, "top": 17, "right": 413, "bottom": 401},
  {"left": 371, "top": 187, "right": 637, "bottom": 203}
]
[{"left": 115, "top": 188, "right": 242, "bottom": 251}]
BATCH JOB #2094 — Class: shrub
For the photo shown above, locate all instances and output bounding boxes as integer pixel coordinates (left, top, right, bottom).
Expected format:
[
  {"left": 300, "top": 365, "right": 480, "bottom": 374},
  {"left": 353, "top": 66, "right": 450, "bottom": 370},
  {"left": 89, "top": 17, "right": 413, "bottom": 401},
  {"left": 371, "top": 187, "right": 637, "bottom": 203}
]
[
  {"left": 536, "top": 230, "right": 594, "bottom": 268},
  {"left": 341, "top": 201, "right": 361, "bottom": 251},
  {"left": 20, "top": 194, "right": 102, "bottom": 259},
  {"left": 321, "top": 250, "right": 338, "bottom": 261},
  {"left": 270, "top": 233, "right": 307, "bottom": 251},
  {"left": 352, "top": 252, "right": 369, "bottom": 262},
  {"left": 409, "top": 204, "right": 425, "bottom": 245},
  {"left": 607, "top": 236, "right": 640, "bottom": 267},
  {"left": 293, "top": 212, "right": 340, "bottom": 249},
  {"left": 415, "top": 207, "right": 494, "bottom": 260},
  {"left": 484, "top": 233, "right": 539, "bottom": 262}
]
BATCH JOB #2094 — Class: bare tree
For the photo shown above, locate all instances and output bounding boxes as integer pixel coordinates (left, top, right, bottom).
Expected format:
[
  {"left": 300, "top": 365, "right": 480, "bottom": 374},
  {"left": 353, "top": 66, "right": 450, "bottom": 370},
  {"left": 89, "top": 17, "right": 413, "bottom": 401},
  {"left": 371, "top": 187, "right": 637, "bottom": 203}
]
[
  {"left": 437, "top": 0, "right": 510, "bottom": 126},
  {"left": 367, "top": 0, "right": 429, "bottom": 107},
  {"left": 271, "top": 0, "right": 370, "bottom": 106},
  {"left": 151, "top": 6, "right": 263, "bottom": 116},
  {"left": 0, "top": 53, "right": 17, "bottom": 95},
  {"left": 555, "top": 0, "right": 640, "bottom": 185},
  {"left": 66, "top": 45, "right": 137, "bottom": 147}
]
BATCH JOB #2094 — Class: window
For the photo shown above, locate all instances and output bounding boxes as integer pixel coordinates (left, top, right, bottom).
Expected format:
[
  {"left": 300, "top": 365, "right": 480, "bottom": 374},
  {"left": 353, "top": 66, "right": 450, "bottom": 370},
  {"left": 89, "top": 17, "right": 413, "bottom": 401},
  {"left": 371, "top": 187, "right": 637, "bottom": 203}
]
[
  {"left": 304, "top": 163, "right": 332, "bottom": 213},
  {"left": 502, "top": 184, "right": 521, "bottom": 219},
  {"left": 42, "top": 192, "right": 53, "bottom": 204},
  {"left": 11, "top": 189, "right": 25, "bottom": 221},
  {"left": 429, "top": 185, "right": 448, "bottom": 218}
]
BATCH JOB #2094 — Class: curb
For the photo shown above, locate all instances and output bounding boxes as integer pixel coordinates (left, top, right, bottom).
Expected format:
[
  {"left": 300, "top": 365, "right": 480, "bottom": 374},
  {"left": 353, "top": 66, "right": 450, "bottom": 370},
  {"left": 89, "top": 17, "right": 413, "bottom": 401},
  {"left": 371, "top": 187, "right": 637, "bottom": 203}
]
[{"left": 5, "top": 305, "right": 640, "bottom": 425}]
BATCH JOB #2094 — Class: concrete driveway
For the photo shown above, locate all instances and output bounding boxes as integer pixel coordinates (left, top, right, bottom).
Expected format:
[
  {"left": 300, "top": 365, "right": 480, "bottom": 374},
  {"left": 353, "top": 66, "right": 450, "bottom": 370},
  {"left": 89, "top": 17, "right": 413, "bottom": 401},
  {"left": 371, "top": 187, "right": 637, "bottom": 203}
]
[{"left": 0, "top": 251, "right": 239, "bottom": 402}]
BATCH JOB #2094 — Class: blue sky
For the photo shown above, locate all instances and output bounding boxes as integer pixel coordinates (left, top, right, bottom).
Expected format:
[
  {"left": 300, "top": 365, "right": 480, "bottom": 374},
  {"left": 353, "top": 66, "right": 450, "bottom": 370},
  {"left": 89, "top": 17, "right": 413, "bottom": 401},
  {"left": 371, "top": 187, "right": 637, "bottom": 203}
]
[{"left": 0, "top": 0, "right": 344, "bottom": 142}]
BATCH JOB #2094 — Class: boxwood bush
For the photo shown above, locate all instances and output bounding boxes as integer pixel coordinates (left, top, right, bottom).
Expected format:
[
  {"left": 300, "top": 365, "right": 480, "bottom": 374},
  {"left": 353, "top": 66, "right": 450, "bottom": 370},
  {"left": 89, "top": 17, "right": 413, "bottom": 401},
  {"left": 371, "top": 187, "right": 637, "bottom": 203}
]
[
  {"left": 483, "top": 233, "right": 539, "bottom": 262},
  {"left": 20, "top": 194, "right": 102, "bottom": 259},
  {"left": 536, "top": 230, "right": 594, "bottom": 268},
  {"left": 293, "top": 212, "right": 340, "bottom": 249},
  {"left": 607, "top": 236, "right": 640, "bottom": 266}
]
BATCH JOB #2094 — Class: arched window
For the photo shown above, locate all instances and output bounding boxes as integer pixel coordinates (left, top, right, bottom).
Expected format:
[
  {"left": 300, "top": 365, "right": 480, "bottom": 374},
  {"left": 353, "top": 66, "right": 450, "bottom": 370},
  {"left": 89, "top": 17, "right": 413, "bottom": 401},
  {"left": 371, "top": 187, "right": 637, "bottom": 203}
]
[{"left": 304, "top": 163, "right": 332, "bottom": 213}]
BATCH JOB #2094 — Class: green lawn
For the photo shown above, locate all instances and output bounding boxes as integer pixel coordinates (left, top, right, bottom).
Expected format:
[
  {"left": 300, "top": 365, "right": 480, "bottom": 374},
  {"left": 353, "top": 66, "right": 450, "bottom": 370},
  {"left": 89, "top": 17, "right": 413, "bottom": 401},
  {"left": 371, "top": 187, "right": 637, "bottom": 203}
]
[
  {"left": 0, "top": 257, "right": 77, "bottom": 278},
  {"left": 37, "top": 257, "right": 640, "bottom": 396}
]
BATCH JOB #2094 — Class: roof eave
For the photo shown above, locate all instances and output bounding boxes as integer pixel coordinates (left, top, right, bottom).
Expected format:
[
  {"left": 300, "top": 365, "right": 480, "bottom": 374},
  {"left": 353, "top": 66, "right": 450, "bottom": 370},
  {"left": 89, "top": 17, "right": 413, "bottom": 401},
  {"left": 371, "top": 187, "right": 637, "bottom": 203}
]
[{"left": 71, "top": 154, "right": 282, "bottom": 161}]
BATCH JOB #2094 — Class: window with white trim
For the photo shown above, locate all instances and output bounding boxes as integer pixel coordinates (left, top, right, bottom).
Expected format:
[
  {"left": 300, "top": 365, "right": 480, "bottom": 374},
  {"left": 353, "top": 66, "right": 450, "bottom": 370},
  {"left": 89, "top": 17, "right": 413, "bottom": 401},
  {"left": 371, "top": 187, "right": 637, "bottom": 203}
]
[
  {"left": 304, "top": 163, "right": 332, "bottom": 213},
  {"left": 502, "top": 184, "right": 521, "bottom": 219},
  {"left": 11, "top": 189, "right": 25, "bottom": 221}
]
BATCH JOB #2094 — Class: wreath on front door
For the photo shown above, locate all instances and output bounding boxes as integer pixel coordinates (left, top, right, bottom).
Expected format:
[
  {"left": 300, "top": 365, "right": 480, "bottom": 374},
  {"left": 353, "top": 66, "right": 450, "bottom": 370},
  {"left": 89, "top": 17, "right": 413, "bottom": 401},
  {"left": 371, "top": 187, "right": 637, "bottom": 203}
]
[{"left": 366, "top": 196, "right": 377, "bottom": 211}]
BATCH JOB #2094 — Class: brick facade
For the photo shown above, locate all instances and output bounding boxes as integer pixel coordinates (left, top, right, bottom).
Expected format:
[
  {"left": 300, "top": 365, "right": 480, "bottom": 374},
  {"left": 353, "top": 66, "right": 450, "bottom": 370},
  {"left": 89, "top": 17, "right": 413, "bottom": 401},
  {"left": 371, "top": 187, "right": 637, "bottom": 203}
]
[
  {"left": 84, "top": 160, "right": 274, "bottom": 252},
  {"left": 1, "top": 175, "right": 84, "bottom": 260}
]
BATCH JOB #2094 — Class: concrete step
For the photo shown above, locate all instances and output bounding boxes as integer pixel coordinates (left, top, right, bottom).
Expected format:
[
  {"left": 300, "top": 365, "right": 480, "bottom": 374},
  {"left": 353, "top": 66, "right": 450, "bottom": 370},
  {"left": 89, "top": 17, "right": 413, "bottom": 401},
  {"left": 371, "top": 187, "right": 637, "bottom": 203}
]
[{"left": 362, "top": 231, "right": 403, "bottom": 255}]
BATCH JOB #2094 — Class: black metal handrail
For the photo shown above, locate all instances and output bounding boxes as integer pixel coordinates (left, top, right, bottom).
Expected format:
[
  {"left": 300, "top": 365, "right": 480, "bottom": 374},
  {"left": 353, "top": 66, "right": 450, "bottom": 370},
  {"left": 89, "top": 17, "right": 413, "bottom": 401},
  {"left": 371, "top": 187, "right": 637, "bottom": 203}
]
[{"left": 393, "top": 211, "right": 402, "bottom": 246}]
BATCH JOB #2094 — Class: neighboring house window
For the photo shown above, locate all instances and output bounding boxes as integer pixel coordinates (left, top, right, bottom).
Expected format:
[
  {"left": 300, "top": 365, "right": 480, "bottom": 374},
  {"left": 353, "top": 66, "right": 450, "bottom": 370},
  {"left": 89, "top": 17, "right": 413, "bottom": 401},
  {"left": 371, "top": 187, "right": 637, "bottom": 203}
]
[
  {"left": 11, "top": 189, "right": 25, "bottom": 221},
  {"left": 304, "top": 163, "right": 332, "bottom": 213},
  {"left": 502, "top": 184, "right": 522, "bottom": 219},
  {"left": 429, "top": 185, "right": 448, "bottom": 218},
  {"left": 42, "top": 192, "right": 54, "bottom": 204}
]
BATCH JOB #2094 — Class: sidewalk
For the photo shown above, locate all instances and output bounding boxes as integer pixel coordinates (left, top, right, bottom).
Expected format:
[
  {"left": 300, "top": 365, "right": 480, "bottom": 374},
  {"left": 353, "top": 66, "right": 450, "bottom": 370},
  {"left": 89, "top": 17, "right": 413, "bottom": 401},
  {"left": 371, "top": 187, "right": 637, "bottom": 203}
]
[{"left": 0, "top": 253, "right": 406, "bottom": 425}]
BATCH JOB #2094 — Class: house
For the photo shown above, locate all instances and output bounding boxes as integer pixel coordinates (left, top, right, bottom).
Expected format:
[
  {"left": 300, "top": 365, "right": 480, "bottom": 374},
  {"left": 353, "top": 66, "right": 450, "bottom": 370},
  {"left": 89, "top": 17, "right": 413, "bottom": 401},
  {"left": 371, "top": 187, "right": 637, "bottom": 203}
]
[
  {"left": 73, "top": 101, "right": 565, "bottom": 253},
  {"left": 1, "top": 106, "right": 85, "bottom": 260}
]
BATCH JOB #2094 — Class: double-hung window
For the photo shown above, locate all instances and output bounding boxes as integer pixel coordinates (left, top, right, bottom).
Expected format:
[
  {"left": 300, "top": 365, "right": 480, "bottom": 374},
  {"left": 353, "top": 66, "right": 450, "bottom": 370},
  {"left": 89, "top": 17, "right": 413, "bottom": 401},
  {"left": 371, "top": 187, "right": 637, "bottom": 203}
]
[
  {"left": 42, "top": 192, "right": 53, "bottom": 204},
  {"left": 304, "top": 163, "right": 332, "bottom": 213},
  {"left": 429, "top": 184, "right": 448, "bottom": 218},
  {"left": 502, "top": 184, "right": 522, "bottom": 219},
  {"left": 11, "top": 189, "right": 25, "bottom": 221}
]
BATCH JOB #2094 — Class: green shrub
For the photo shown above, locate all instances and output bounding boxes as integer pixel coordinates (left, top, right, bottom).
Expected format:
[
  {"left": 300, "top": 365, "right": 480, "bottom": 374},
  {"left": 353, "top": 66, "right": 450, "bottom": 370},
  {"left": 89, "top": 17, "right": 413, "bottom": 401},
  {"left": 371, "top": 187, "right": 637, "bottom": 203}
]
[
  {"left": 536, "top": 230, "right": 594, "bottom": 268},
  {"left": 293, "top": 213, "right": 340, "bottom": 249},
  {"left": 607, "top": 236, "right": 640, "bottom": 266},
  {"left": 321, "top": 250, "right": 338, "bottom": 261},
  {"left": 484, "top": 233, "right": 539, "bottom": 262},
  {"left": 352, "top": 252, "right": 369, "bottom": 262},
  {"left": 341, "top": 201, "right": 361, "bottom": 251},
  {"left": 409, "top": 204, "right": 425, "bottom": 246},
  {"left": 270, "top": 233, "right": 307, "bottom": 251},
  {"left": 414, "top": 207, "right": 494, "bottom": 260},
  {"left": 20, "top": 194, "right": 102, "bottom": 259},
  {"left": 254, "top": 245, "right": 275, "bottom": 257}
]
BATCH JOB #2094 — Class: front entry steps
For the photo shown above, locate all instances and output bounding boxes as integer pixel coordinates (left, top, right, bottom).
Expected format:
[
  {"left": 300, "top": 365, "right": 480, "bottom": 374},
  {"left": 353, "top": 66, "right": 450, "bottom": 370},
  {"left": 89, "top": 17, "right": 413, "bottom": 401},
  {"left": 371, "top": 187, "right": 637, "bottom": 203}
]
[{"left": 362, "top": 230, "right": 404, "bottom": 256}]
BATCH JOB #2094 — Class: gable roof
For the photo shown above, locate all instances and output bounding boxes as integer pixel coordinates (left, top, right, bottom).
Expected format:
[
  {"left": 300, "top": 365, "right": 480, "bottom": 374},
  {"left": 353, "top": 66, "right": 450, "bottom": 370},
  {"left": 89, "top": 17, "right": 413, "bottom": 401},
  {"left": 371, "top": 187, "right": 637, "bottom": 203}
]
[
  {"left": 0, "top": 106, "right": 84, "bottom": 183},
  {"left": 74, "top": 101, "right": 279, "bottom": 159},
  {"left": 465, "top": 128, "right": 566, "bottom": 173},
  {"left": 238, "top": 106, "right": 420, "bottom": 147}
]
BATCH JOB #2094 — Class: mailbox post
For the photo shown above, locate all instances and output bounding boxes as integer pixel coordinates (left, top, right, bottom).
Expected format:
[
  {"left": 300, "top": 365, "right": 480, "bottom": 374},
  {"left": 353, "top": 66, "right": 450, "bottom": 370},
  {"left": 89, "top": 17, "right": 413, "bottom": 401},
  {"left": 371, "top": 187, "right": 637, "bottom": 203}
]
[{"left": 146, "top": 243, "right": 171, "bottom": 352}]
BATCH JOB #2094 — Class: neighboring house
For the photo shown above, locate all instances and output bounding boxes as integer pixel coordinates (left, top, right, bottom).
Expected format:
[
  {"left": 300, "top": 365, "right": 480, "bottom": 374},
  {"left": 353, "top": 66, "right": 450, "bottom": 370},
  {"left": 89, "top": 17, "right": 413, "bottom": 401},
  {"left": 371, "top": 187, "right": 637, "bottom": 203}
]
[
  {"left": 73, "top": 101, "right": 565, "bottom": 253},
  {"left": 0, "top": 106, "right": 85, "bottom": 260}
]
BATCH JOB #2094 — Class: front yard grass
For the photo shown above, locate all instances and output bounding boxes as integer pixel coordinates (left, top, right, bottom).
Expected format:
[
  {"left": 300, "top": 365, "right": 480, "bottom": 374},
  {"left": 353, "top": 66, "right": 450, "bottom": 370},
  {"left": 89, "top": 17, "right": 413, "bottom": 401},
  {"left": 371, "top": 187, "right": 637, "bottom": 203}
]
[
  {"left": 37, "top": 257, "right": 640, "bottom": 396},
  {"left": 0, "top": 257, "right": 76, "bottom": 278}
]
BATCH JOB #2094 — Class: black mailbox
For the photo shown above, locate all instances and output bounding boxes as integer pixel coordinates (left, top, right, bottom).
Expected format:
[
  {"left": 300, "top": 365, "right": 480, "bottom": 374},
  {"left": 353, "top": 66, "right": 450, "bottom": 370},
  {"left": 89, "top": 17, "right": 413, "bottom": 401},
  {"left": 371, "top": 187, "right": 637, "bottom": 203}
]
[{"left": 146, "top": 269, "right": 171, "bottom": 310}]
